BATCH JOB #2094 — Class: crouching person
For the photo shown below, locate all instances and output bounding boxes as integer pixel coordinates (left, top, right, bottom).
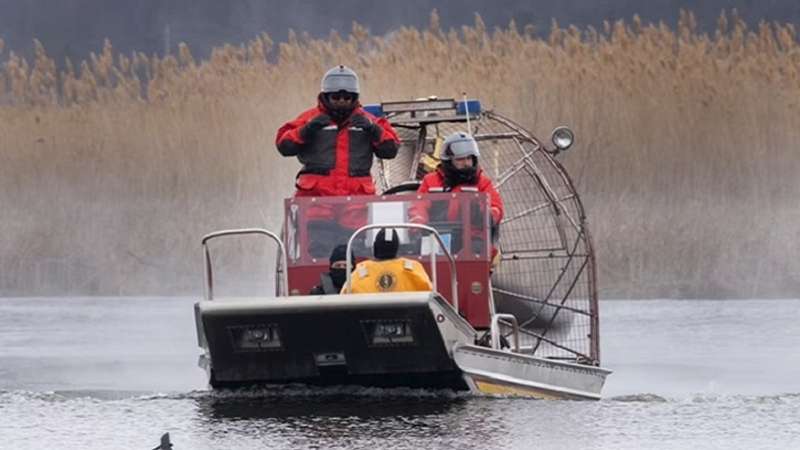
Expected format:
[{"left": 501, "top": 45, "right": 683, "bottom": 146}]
[
  {"left": 347, "top": 228, "right": 433, "bottom": 294},
  {"left": 309, "top": 244, "right": 352, "bottom": 295}
]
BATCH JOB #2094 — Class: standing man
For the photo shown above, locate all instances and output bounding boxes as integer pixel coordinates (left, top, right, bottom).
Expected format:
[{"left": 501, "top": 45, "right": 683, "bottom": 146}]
[
  {"left": 276, "top": 65, "right": 399, "bottom": 256},
  {"left": 276, "top": 65, "right": 399, "bottom": 198}
]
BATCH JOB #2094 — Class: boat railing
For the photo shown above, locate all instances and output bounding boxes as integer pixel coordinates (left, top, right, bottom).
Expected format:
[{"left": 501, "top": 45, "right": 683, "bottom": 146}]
[
  {"left": 491, "top": 313, "right": 520, "bottom": 352},
  {"left": 343, "top": 223, "right": 459, "bottom": 313},
  {"left": 201, "top": 228, "right": 288, "bottom": 300}
]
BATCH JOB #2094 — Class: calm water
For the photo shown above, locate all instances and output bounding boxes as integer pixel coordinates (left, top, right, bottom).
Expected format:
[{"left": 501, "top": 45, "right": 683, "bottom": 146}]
[{"left": 1, "top": 298, "right": 798, "bottom": 449}]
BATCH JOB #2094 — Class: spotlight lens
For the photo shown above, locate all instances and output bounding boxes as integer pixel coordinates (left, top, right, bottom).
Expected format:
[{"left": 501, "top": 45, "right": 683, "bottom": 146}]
[{"left": 552, "top": 127, "right": 574, "bottom": 150}]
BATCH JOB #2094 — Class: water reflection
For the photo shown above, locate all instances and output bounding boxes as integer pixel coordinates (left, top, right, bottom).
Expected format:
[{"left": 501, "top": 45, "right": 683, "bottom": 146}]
[
  {"left": 197, "top": 392, "right": 461, "bottom": 420},
  {"left": 190, "top": 386, "right": 514, "bottom": 448}
]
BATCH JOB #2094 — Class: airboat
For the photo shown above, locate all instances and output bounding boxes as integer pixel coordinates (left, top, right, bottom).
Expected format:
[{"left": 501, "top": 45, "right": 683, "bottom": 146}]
[{"left": 193, "top": 98, "right": 611, "bottom": 399}]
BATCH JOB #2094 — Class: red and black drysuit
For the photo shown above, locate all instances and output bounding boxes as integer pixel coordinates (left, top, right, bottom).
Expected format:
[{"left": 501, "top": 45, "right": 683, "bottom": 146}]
[
  {"left": 276, "top": 100, "right": 399, "bottom": 259},
  {"left": 276, "top": 101, "right": 399, "bottom": 228},
  {"left": 410, "top": 167, "right": 504, "bottom": 257}
]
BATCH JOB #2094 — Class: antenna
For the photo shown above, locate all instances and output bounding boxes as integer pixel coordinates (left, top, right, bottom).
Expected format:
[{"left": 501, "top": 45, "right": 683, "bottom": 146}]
[
  {"left": 164, "top": 24, "right": 171, "bottom": 55},
  {"left": 462, "top": 91, "right": 472, "bottom": 135}
]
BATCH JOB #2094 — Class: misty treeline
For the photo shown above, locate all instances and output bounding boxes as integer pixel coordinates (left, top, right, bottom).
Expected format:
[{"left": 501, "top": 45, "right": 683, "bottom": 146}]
[
  {"left": 2, "top": 0, "right": 798, "bottom": 61},
  {"left": 1, "top": 11, "right": 798, "bottom": 298}
]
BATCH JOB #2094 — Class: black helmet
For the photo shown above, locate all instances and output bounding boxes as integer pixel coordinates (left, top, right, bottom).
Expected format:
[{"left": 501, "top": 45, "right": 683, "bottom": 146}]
[
  {"left": 328, "top": 244, "right": 353, "bottom": 268},
  {"left": 373, "top": 228, "right": 399, "bottom": 260}
]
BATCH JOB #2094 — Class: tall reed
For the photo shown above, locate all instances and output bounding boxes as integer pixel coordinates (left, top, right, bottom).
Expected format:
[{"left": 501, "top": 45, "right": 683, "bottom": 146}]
[{"left": 1, "top": 10, "right": 798, "bottom": 298}]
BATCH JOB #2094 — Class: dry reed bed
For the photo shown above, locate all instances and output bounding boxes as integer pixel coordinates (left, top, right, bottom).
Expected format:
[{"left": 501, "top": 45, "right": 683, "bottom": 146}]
[{"left": 1, "top": 10, "right": 798, "bottom": 297}]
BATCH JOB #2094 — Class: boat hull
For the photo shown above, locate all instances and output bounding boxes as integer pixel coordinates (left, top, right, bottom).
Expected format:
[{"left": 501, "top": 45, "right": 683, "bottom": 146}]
[
  {"left": 454, "top": 344, "right": 611, "bottom": 400},
  {"left": 195, "top": 292, "right": 611, "bottom": 398},
  {"left": 195, "top": 292, "right": 475, "bottom": 389}
]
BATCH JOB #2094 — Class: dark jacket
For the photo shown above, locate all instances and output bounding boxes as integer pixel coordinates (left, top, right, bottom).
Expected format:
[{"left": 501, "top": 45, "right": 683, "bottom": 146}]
[
  {"left": 275, "top": 103, "right": 399, "bottom": 178},
  {"left": 309, "top": 272, "right": 341, "bottom": 295}
]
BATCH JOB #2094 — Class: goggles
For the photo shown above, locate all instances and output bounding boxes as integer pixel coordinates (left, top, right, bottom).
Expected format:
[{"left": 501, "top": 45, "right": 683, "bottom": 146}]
[{"left": 328, "top": 92, "right": 356, "bottom": 102}]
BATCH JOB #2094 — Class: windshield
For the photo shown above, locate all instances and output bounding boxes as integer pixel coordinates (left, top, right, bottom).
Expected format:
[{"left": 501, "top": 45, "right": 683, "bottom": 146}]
[{"left": 284, "top": 192, "right": 492, "bottom": 267}]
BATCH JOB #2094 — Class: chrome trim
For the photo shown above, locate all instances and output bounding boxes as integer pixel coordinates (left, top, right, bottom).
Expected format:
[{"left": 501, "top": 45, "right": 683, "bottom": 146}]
[
  {"left": 201, "top": 228, "right": 288, "bottom": 300},
  {"left": 491, "top": 313, "right": 519, "bottom": 352}
]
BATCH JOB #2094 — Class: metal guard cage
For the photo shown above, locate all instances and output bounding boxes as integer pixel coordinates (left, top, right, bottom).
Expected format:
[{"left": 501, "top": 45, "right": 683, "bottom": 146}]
[{"left": 369, "top": 99, "right": 600, "bottom": 365}]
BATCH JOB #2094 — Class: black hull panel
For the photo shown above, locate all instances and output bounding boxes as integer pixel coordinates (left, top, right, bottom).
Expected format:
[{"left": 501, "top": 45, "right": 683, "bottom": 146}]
[
  {"left": 209, "top": 370, "right": 468, "bottom": 390},
  {"left": 197, "top": 294, "right": 473, "bottom": 390}
]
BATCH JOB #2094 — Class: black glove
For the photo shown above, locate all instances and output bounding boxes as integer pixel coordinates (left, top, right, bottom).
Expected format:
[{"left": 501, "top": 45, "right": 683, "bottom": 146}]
[
  {"left": 300, "top": 114, "right": 330, "bottom": 141},
  {"left": 351, "top": 114, "right": 382, "bottom": 141}
]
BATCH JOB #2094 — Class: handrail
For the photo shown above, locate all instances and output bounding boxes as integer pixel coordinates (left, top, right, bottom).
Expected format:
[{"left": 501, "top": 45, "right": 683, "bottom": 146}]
[
  {"left": 343, "top": 223, "right": 459, "bottom": 313},
  {"left": 491, "top": 313, "right": 520, "bottom": 352},
  {"left": 201, "top": 228, "right": 288, "bottom": 300}
]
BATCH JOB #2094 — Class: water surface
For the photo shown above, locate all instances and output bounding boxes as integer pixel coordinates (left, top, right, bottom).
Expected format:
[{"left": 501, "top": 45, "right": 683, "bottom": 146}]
[{"left": 1, "top": 298, "right": 798, "bottom": 449}]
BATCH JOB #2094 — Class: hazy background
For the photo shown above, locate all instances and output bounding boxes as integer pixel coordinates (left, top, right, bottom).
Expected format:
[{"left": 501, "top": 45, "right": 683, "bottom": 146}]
[
  {"left": 2, "top": 0, "right": 800, "bottom": 61},
  {"left": 1, "top": 0, "right": 799, "bottom": 299}
]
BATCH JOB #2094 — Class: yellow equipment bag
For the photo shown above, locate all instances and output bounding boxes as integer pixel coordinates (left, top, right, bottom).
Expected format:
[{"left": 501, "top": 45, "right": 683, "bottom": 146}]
[{"left": 346, "top": 258, "right": 433, "bottom": 294}]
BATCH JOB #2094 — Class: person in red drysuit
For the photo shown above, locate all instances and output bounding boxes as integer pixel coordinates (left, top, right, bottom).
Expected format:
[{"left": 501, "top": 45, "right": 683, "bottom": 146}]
[
  {"left": 410, "top": 132, "right": 504, "bottom": 258},
  {"left": 276, "top": 65, "right": 399, "bottom": 257}
]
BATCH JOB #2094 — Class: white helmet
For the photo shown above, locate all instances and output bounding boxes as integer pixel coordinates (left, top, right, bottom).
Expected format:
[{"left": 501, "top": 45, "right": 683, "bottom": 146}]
[
  {"left": 441, "top": 132, "right": 480, "bottom": 161},
  {"left": 321, "top": 65, "right": 360, "bottom": 94}
]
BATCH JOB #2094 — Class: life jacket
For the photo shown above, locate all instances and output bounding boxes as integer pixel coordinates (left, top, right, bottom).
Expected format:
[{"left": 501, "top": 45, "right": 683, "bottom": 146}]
[{"left": 347, "top": 258, "right": 433, "bottom": 294}]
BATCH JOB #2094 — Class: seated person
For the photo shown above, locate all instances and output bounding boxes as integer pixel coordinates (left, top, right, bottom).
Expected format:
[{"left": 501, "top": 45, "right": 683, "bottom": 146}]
[
  {"left": 410, "top": 131, "right": 504, "bottom": 260},
  {"left": 309, "top": 244, "right": 352, "bottom": 295},
  {"left": 347, "top": 228, "right": 433, "bottom": 294}
]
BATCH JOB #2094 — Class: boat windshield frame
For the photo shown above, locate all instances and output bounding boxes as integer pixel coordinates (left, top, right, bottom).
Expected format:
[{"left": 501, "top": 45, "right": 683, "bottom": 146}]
[{"left": 283, "top": 192, "right": 493, "bottom": 268}]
